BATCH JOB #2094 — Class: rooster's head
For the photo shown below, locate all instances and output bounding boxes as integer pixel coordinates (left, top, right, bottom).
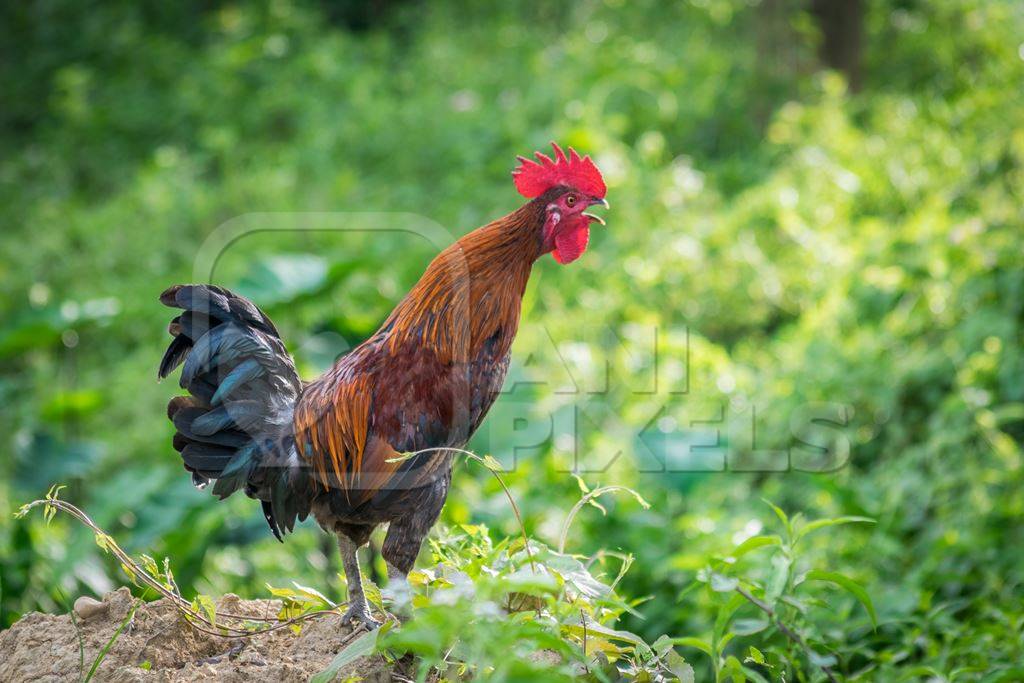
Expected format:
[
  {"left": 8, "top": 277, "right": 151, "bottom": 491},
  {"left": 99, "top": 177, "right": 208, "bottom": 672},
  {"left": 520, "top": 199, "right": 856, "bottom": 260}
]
[{"left": 512, "top": 142, "right": 608, "bottom": 265}]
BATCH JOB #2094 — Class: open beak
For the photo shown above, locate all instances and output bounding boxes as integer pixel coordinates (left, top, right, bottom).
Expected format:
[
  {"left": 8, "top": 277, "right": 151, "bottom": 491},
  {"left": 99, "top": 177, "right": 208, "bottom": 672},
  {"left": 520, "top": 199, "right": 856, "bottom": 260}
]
[{"left": 583, "top": 197, "right": 609, "bottom": 226}]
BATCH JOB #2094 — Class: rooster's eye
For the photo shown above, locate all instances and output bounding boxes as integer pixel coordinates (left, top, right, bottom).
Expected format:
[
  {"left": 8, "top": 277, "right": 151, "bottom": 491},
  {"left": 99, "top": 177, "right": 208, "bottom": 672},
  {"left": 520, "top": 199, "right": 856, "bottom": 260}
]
[{"left": 566, "top": 195, "right": 577, "bottom": 207}]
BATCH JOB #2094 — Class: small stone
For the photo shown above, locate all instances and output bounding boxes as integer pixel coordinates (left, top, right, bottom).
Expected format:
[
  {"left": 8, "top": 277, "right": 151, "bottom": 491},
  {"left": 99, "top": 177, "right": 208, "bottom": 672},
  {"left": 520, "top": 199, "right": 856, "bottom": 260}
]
[
  {"left": 73, "top": 596, "right": 108, "bottom": 620},
  {"left": 237, "top": 648, "right": 267, "bottom": 667}
]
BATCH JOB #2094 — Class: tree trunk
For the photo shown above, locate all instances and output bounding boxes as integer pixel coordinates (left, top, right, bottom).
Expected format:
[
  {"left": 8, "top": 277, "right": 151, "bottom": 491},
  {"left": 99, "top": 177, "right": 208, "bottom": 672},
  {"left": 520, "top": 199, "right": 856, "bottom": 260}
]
[{"left": 810, "top": 0, "right": 864, "bottom": 91}]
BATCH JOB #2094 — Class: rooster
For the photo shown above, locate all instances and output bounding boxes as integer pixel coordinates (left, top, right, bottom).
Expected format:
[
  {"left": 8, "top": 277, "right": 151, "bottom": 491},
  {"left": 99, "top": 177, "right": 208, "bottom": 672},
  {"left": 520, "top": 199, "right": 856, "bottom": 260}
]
[{"left": 157, "top": 143, "right": 608, "bottom": 627}]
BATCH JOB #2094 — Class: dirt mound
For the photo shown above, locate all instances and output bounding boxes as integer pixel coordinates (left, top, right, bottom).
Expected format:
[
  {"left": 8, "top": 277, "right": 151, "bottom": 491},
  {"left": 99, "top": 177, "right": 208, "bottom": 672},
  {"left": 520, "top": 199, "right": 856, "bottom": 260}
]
[{"left": 0, "top": 588, "right": 390, "bottom": 682}]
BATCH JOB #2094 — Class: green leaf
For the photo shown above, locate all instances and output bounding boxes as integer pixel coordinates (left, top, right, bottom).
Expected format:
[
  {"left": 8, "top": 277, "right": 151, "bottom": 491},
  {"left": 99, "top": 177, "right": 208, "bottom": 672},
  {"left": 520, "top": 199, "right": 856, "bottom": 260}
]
[
  {"left": 730, "top": 618, "right": 769, "bottom": 636},
  {"left": 267, "top": 582, "right": 334, "bottom": 610},
  {"left": 193, "top": 594, "right": 217, "bottom": 627},
  {"left": 481, "top": 454, "right": 504, "bottom": 471},
  {"left": 310, "top": 629, "right": 378, "bottom": 683},
  {"left": 738, "top": 664, "right": 770, "bottom": 683},
  {"left": 808, "top": 650, "right": 837, "bottom": 668},
  {"left": 779, "top": 594, "right": 809, "bottom": 614},
  {"left": 713, "top": 593, "right": 747, "bottom": 645},
  {"left": 766, "top": 552, "right": 792, "bottom": 602},
  {"left": 672, "top": 637, "right": 714, "bottom": 658},
  {"left": 710, "top": 573, "right": 739, "bottom": 592},
  {"left": 565, "top": 619, "right": 647, "bottom": 647},
  {"left": 119, "top": 563, "right": 137, "bottom": 584},
  {"left": 666, "top": 650, "right": 696, "bottom": 683},
  {"left": 652, "top": 634, "right": 673, "bottom": 656},
  {"left": 805, "top": 569, "right": 877, "bottom": 627},
  {"left": 140, "top": 554, "right": 159, "bottom": 577},
  {"left": 265, "top": 584, "right": 299, "bottom": 598},
  {"left": 499, "top": 568, "right": 560, "bottom": 595},
  {"left": 363, "top": 580, "right": 384, "bottom": 613},
  {"left": 761, "top": 499, "right": 790, "bottom": 535},
  {"left": 728, "top": 535, "right": 782, "bottom": 560},
  {"left": 292, "top": 582, "right": 335, "bottom": 608},
  {"left": 234, "top": 254, "right": 330, "bottom": 306},
  {"left": 544, "top": 552, "right": 611, "bottom": 600},
  {"left": 723, "top": 655, "right": 748, "bottom": 682},
  {"left": 795, "top": 516, "right": 875, "bottom": 543},
  {"left": 570, "top": 475, "right": 610, "bottom": 513}
]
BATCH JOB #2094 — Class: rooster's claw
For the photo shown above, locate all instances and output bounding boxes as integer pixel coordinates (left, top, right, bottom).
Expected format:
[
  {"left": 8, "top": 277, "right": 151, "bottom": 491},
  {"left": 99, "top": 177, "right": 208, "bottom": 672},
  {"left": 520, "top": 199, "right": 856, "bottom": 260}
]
[{"left": 341, "top": 602, "right": 382, "bottom": 630}]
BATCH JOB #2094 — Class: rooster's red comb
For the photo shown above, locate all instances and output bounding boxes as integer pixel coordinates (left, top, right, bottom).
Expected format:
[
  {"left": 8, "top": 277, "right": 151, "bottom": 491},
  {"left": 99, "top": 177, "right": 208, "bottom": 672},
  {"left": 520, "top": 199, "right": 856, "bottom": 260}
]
[{"left": 512, "top": 142, "right": 606, "bottom": 200}]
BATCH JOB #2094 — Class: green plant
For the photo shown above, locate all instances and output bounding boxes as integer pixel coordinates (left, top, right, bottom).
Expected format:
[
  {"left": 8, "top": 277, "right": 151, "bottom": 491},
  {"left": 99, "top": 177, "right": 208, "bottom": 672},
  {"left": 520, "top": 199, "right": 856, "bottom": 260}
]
[
  {"left": 680, "top": 502, "right": 875, "bottom": 682},
  {"left": 84, "top": 601, "right": 138, "bottom": 682}
]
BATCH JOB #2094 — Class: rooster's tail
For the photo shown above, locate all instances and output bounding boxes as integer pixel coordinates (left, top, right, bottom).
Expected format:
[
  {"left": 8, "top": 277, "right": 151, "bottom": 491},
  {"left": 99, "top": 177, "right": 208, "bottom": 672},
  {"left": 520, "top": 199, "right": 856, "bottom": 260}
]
[{"left": 157, "top": 284, "right": 312, "bottom": 540}]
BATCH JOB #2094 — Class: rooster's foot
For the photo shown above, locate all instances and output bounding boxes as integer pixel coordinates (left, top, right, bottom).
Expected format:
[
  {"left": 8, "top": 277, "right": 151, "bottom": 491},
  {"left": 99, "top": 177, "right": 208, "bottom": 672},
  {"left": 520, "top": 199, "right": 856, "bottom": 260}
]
[{"left": 341, "top": 600, "right": 382, "bottom": 630}]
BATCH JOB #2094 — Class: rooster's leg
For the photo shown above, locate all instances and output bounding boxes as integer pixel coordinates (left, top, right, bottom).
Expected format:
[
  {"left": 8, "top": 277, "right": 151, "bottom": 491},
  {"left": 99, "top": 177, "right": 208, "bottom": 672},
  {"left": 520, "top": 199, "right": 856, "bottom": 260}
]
[
  {"left": 337, "top": 535, "right": 381, "bottom": 629},
  {"left": 382, "top": 515, "right": 434, "bottom": 620}
]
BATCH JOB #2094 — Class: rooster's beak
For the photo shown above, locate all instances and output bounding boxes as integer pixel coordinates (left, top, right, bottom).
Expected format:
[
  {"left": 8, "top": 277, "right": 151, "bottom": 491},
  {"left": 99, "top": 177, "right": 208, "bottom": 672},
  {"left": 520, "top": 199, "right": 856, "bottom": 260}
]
[{"left": 583, "top": 197, "right": 609, "bottom": 225}]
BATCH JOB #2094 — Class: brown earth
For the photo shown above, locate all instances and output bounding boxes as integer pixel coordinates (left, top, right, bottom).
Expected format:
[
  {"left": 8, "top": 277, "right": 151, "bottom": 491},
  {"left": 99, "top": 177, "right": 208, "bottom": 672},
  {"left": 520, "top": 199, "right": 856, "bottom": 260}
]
[{"left": 0, "top": 588, "right": 391, "bottom": 682}]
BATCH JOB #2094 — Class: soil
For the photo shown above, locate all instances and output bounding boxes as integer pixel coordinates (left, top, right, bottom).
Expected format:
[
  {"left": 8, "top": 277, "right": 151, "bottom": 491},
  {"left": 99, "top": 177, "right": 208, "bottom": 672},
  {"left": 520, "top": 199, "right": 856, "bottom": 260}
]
[{"left": 0, "top": 588, "right": 391, "bottom": 682}]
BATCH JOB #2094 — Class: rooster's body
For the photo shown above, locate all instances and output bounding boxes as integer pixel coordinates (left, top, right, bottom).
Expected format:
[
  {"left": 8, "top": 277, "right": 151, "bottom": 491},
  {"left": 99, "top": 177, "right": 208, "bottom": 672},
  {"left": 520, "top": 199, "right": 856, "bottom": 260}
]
[{"left": 158, "top": 143, "right": 608, "bottom": 626}]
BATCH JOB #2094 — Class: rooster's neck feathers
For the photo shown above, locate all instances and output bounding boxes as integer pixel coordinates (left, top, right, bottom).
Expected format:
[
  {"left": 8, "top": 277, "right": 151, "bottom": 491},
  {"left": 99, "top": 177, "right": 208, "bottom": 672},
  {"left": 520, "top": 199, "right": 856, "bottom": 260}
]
[{"left": 379, "top": 202, "right": 544, "bottom": 363}]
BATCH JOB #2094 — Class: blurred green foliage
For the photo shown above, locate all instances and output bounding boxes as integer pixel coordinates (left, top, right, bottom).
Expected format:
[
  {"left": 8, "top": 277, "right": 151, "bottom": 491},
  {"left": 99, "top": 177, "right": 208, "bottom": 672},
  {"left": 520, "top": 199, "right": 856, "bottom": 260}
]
[{"left": 1, "top": 0, "right": 1022, "bottom": 679}]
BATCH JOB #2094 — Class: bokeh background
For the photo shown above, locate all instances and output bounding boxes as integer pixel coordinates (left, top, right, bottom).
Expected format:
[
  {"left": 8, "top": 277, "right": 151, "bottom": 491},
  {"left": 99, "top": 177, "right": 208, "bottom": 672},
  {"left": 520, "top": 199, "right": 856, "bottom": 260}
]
[{"left": 2, "top": 0, "right": 1022, "bottom": 678}]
